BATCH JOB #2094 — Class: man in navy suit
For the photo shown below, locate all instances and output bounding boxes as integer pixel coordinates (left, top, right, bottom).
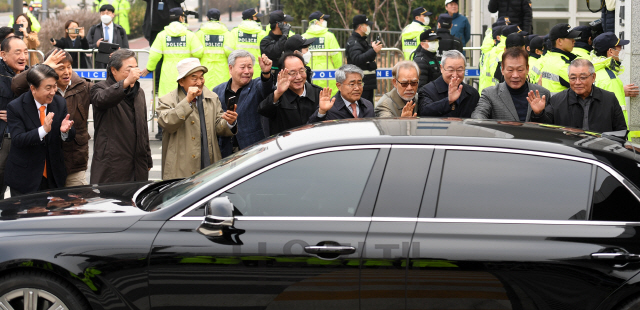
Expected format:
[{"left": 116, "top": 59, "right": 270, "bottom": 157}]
[
  {"left": 308, "top": 64, "right": 375, "bottom": 122},
  {"left": 5, "top": 64, "right": 75, "bottom": 196}
]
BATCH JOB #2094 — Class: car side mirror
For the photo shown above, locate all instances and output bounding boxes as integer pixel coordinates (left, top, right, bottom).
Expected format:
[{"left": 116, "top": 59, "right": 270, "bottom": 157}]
[{"left": 197, "top": 197, "right": 235, "bottom": 237}]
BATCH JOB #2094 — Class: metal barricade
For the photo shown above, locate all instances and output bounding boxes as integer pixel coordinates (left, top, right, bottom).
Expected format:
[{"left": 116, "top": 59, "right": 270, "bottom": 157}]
[
  {"left": 39, "top": 48, "right": 157, "bottom": 131},
  {"left": 27, "top": 49, "right": 45, "bottom": 67}
]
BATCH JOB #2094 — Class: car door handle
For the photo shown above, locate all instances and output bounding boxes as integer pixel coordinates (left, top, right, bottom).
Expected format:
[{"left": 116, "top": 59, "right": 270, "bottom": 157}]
[
  {"left": 304, "top": 245, "right": 356, "bottom": 255},
  {"left": 591, "top": 252, "right": 640, "bottom": 261}
]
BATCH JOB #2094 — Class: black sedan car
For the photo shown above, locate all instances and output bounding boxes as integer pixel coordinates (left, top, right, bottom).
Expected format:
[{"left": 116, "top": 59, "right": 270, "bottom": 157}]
[{"left": 1, "top": 118, "right": 640, "bottom": 310}]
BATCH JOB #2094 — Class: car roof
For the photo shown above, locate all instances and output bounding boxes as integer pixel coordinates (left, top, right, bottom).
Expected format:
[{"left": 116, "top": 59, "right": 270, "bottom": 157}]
[{"left": 275, "top": 118, "right": 638, "bottom": 163}]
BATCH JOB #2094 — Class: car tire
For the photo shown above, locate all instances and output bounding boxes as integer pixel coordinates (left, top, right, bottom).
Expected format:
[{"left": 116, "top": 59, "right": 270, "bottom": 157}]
[{"left": 0, "top": 269, "right": 90, "bottom": 310}]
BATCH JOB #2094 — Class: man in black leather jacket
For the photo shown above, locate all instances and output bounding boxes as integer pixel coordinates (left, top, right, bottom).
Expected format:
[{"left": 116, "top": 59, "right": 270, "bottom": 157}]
[
  {"left": 345, "top": 14, "right": 382, "bottom": 103},
  {"left": 412, "top": 29, "right": 442, "bottom": 89},
  {"left": 260, "top": 10, "right": 294, "bottom": 70}
]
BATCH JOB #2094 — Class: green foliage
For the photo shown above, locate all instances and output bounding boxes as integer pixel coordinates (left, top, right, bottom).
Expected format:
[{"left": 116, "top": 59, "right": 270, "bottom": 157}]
[
  {"left": 49, "top": 0, "right": 66, "bottom": 9},
  {"left": 128, "top": 0, "right": 145, "bottom": 39},
  {"left": 0, "top": 2, "right": 11, "bottom": 12}
]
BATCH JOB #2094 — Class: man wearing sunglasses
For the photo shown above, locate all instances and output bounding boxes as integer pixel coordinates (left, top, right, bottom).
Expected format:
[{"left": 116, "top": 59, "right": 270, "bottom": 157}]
[
  {"left": 472, "top": 47, "right": 550, "bottom": 122},
  {"left": 375, "top": 61, "right": 419, "bottom": 117}
]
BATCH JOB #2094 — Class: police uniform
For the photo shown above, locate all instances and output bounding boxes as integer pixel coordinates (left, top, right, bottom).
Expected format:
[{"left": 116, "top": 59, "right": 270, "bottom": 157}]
[
  {"left": 479, "top": 26, "right": 505, "bottom": 93},
  {"left": 527, "top": 36, "right": 545, "bottom": 84},
  {"left": 435, "top": 14, "right": 463, "bottom": 58},
  {"left": 224, "top": 9, "right": 267, "bottom": 79},
  {"left": 147, "top": 8, "right": 204, "bottom": 98},
  {"left": 302, "top": 11, "right": 342, "bottom": 94},
  {"left": 401, "top": 7, "right": 432, "bottom": 59},
  {"left": 411, "top": 29, "right": 441, "bottom": 89},
  {"left": 540, "top": 24, "right": 581, "bottom": 95},
  {"left": 196, "top": 9, "right": 231, "bottom": 90},
  {"left": 113, "top": 0, "right": 131, "bottom": 35}
]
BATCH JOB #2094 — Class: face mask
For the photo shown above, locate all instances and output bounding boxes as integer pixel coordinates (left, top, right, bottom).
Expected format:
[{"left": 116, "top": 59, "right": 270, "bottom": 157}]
[
  {"left": 22, "top": 7, "right": 27, "bottom": 13},
  {"left": 101, "top": 14, "right": 112, "bottom": 24},
  {"left": 303, "top": 51, "right": 311, "bottom": 64},
  {"left": 320, "top": 20, "right": 328, "bottom": 28},
  {"left": 427, "top": 41, "right": 439, "bottom": 53},
  {"left": 617, "top": 48, "right": 626, "bottom": 60},
  {"left": 365, "top": 25, "right": 371, "bottom": 36},
  {"left": 424, "top": 17, "right": 430, "bottom": 25}
]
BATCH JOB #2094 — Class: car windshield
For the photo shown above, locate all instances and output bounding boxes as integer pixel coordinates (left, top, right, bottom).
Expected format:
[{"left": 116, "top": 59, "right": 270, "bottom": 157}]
[{"left": 144, "top": 139, "right": 279, "bottom": 212}]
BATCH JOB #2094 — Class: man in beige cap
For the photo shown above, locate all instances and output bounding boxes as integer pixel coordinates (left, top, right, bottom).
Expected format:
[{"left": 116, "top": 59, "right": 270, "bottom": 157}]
[{"left": 157, "top": 58, "right": 238, "bottom": 179}]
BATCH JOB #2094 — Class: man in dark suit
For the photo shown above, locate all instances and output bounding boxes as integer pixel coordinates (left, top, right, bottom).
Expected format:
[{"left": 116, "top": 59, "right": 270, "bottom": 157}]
[
  {"left": 5, "top": 65, "right": 75, "bottom": 196},
  {"left": 418, "top": 50, "right": 479, "bottom": 117},
  {"left": 308, "top": 64, "right": 374, "bottom": 122},
  {"left": 472, "top": 47, "right": 550, "bottom": 122},
  {"left": 87, "top": 4, "right": 129, "bottom": 68}
]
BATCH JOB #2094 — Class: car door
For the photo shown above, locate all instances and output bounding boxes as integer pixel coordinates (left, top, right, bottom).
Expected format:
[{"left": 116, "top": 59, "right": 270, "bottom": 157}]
[
  {"left": 148, "top": 145, "right": 389, "bottom": 309},
  {"left": 360, "top": 145, "right": 434, "bottom": 309},
  {"left": 408, "top": 147, "right": 640, "bottom": 310}
]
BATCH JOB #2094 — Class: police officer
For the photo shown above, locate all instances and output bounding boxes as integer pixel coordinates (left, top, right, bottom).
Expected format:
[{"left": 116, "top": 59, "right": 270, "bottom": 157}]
[
  {"left": 302, "top": 11, "right": 342, "bottom": 94},
  {"left": 8, "top": 1, "right": 41, "bottom": 33},
  {"left": 196, "top": 8, "right": 231, "bottom": 90},
  {"left": 572, "top": 25, "right": 593, "bottom": 60},
  {"left": 478, "top": 25, "right": 504, "bottom": 93},
  {"left": 346, "top": 14, "right": 382, "bottom": 103},
  {"left": 260, "top": 10, "right": 294, "bottom": 69},
  {"left": 401, "top": 7, "right": 432, "bottom": 59},
  {"left": 143, "top": 7, "right": 204, "bottom": 98},
  {"left": 412, "top": 29, "right": 442, "bottom": 89},
  {"left": 113, "top": 0, "right": 131, "bottom": 35},
  {"left": 527, "top": 35, "right": 545, "bottom": 84},
  {"left": 93, "top": 0, "right": 109, "bottom": 13},
  {"left": 592, "top": 32, "right": 639, "bottom": 138},
  {"left": 224, "top": 8, "right": 266, "bottom": 79},
  {"left": 540, "top": 23, "right": 581, "bottom": 95},
  {"left": 436, "top": 14, "right": 463, "bottom": 57}
]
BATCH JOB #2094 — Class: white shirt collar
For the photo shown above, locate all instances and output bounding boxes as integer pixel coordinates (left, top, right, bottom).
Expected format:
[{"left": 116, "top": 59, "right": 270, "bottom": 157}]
[
  {"left": 102, "top": 22, "right": 112, "bottom": 28},
  {"left": 34, "top": 97, "right": 47, "bottom": 110},
  {"left": 57, "top": 80, "right": 72, "bottom": 96},
  {"left": 300, "top": 84, "right": 306, "bottom": 97}
]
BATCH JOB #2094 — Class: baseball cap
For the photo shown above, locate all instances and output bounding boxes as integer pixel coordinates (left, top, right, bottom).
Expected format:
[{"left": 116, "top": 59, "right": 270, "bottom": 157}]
[
  {"left": 309, "top": 11, "right": 330, "bottom": 21},
  {"left": 548, "top": 23, "right": 582, "bottom": 42},
  {"left": 573, "top": 25, "right": 592, "bottom": 42},
  {"left": 529, "top": 36, "right": 545, "bottom": 51},
  {"left": 420, "top": 29, "right": 441, "bottom": 41},
  {"left": 270, "top": 10, "right": 294, "bottom": 23},
  {"left": 412, "top": 7, "right": 432, "bottom": 17},
  {"left": 207, "top": 8, "right": 221, "bottom": 20},
  {"left": 502, "top": 25, "right": 527, "bottom": 37},
  {"left": 284, "top": 34, "right": 317, "bottom": 52},
  {"left": 593, "top": 32, "right": 630, "bottom": 54},
  {"left": 169, "top": 7, "right": 183, "bottom": 17},
  {"left": 242, "top": 8, "right": 263, "bottom": 20},
  {"left": 505, "top": 33, "right": 526, "bottom": 48},
  {"left": 353, "top": 15, "right": 373, "bottom": 28},
  {"left": 492, "top": 16, "right": 510, "bottom": 28},
  {"left": 438, "top": 13, "right": 452, "bottom": 28},
  {"left": 445, "top": 0, "right": 458, "bottom": 5}
]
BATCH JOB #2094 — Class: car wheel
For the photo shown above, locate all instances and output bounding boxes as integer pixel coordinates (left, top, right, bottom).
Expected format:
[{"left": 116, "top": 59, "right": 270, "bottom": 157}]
[
  {"left": 0, "top": 270, "right": 89, "bottom": 310},
  {"left": 618, "top": 295, "right": 640, "bottom": 310}
]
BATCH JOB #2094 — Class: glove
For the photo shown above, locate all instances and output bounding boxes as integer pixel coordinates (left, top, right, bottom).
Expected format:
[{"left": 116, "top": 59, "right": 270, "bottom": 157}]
[{"left": 280, "top": 22, "right": 291, "bottom": 37}]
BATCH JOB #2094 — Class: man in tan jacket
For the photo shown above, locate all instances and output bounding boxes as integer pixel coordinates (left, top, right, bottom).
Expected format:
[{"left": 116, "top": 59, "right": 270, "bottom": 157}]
[
  {"left": 158, "top": 58, "right": 238, "bottom": 179},
  {"left": 374, "top": 61, "right": 418, "bottom": 117}
]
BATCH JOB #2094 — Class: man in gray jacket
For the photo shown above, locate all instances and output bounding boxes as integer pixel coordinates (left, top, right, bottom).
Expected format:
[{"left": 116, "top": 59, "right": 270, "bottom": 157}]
[
  {"left": 472, "top": 47, "right": 550, "bottom": 122},
  {"left": 375, "top": 61, "right": 418, "bottom": 117}
]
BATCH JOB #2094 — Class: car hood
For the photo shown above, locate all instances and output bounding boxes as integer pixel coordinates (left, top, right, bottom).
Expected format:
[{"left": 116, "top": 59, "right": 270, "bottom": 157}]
[{"left": 0, "top": 182, "right": 153, "bottom": 236}]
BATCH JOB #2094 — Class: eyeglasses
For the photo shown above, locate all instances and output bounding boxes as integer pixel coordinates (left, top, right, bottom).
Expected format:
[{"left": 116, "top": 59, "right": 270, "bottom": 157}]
[
  {"left": 444, "top": 68, "right": 465, "bottom": 74},
  {"left": 569, "top": 74, "right": 593, "bottom": 83},
  {"left": 287, "top": 69, "right": 307, "bottom": 77},
  {"left": 396, "top": 81, "right": 419, "bottom": 87},
  {"left": 344, "top": 82, "right": 364, "bottom": 89}
]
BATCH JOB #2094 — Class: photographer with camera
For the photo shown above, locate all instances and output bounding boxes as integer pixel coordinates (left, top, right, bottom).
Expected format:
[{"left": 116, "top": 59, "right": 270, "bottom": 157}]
[
  {"left": 260, "top": 10, "right": 294, "bottom": 70},
  {"left": 52, "top": 20, "right": 90, "bottom": 69},
  {"left": 142, "top": 7, "right": 203, "bottom": 99}
]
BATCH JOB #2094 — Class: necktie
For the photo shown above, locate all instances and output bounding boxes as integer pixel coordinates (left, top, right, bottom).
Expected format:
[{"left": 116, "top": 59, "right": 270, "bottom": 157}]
[
  {"left": 350, "top": 103, "right": 358, "bottom": 118},
  {"left": 104, "top": 26, "right": 109, "bottom": 43},
  {"left": 196, "top": 96, "right": 210, "bottom": 169},
  {"left": 39, "top": 105, "right": 47, "bottom": 178}
]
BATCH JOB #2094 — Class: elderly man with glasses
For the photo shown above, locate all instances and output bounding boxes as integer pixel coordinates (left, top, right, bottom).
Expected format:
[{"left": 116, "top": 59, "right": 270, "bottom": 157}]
[
  {"left": 418, "top": 50, "right": 479, "bottom": 117},
  {"left": 375, "top": 60, "right": 419, "bottom": 117},
  {"left": 258, "top": 51, "right": 324, "bottom": 135},
  {"left": 308, "top": 64, "right": 375, "bottom": 122},
  {"left": 530, "top": 58, "right": 626, "bottom": 133}
]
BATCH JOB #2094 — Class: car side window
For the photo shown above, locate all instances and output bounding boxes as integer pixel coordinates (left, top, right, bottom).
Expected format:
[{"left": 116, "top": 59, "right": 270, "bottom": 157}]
[
  {"left": 218, "top": 149, "right": 379, "bottom": 217},
  {"left": 436, "top": 151, "right": 592, "bottom": 220},
  {"left": 591, "top": 167, "right": 640, "bottom": 221}
]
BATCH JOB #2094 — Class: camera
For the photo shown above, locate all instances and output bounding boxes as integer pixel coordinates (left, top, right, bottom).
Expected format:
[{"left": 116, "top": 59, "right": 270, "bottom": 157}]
[{"left": 183, "top": 10, "right": 199, "bottom": 23}]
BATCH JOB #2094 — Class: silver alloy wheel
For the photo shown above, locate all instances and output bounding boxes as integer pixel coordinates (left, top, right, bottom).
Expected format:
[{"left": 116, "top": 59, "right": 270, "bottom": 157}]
[{"left": 0, "top": 288, "right": 68, "bottom": 310}]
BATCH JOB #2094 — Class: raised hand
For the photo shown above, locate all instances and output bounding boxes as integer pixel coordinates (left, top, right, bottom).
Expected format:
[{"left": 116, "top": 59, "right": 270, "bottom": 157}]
[
  {"left": 43, "top": 112, "right": 54, "bottom": 133},
  {"left": 372, "top": 41, "right": 383, "bottom": 53},
  {"left": 186, "top": 86, "right": 202, "bottom": 102},
  {"left": 222, "top": 106, "right": 238, "bottom": 125},
  {"left": 625, "top": 84, "right": 639, "bottom": 97},
  {"left": 318, "top": 87, "right": 335, "bottom": 115},
  {"left": 527, "top": 90, "right": 546, "bottom": 115},
  {"left": 448, "top": 76, "right": 463, "bottom": 104},
  {"left": 258, "top": 53, "right": 273, "bottom": 74},
  {"left": 43, "top": 49, "right": 67, "bottom": 70},
  {"left": 275, "top": 69, "right": 293, "bottom": 96},
  {"left": 401, "top": 100, "right": 417, "bottom": 117},
  {"left": 78, "top": 27, "right": 85, "bottom": 39},
  {"left": 124, "top": 67, "right": 142, "bottom": 88},
  {"left": 60, "top": 114, "right": 74, "bottom": 133}
]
